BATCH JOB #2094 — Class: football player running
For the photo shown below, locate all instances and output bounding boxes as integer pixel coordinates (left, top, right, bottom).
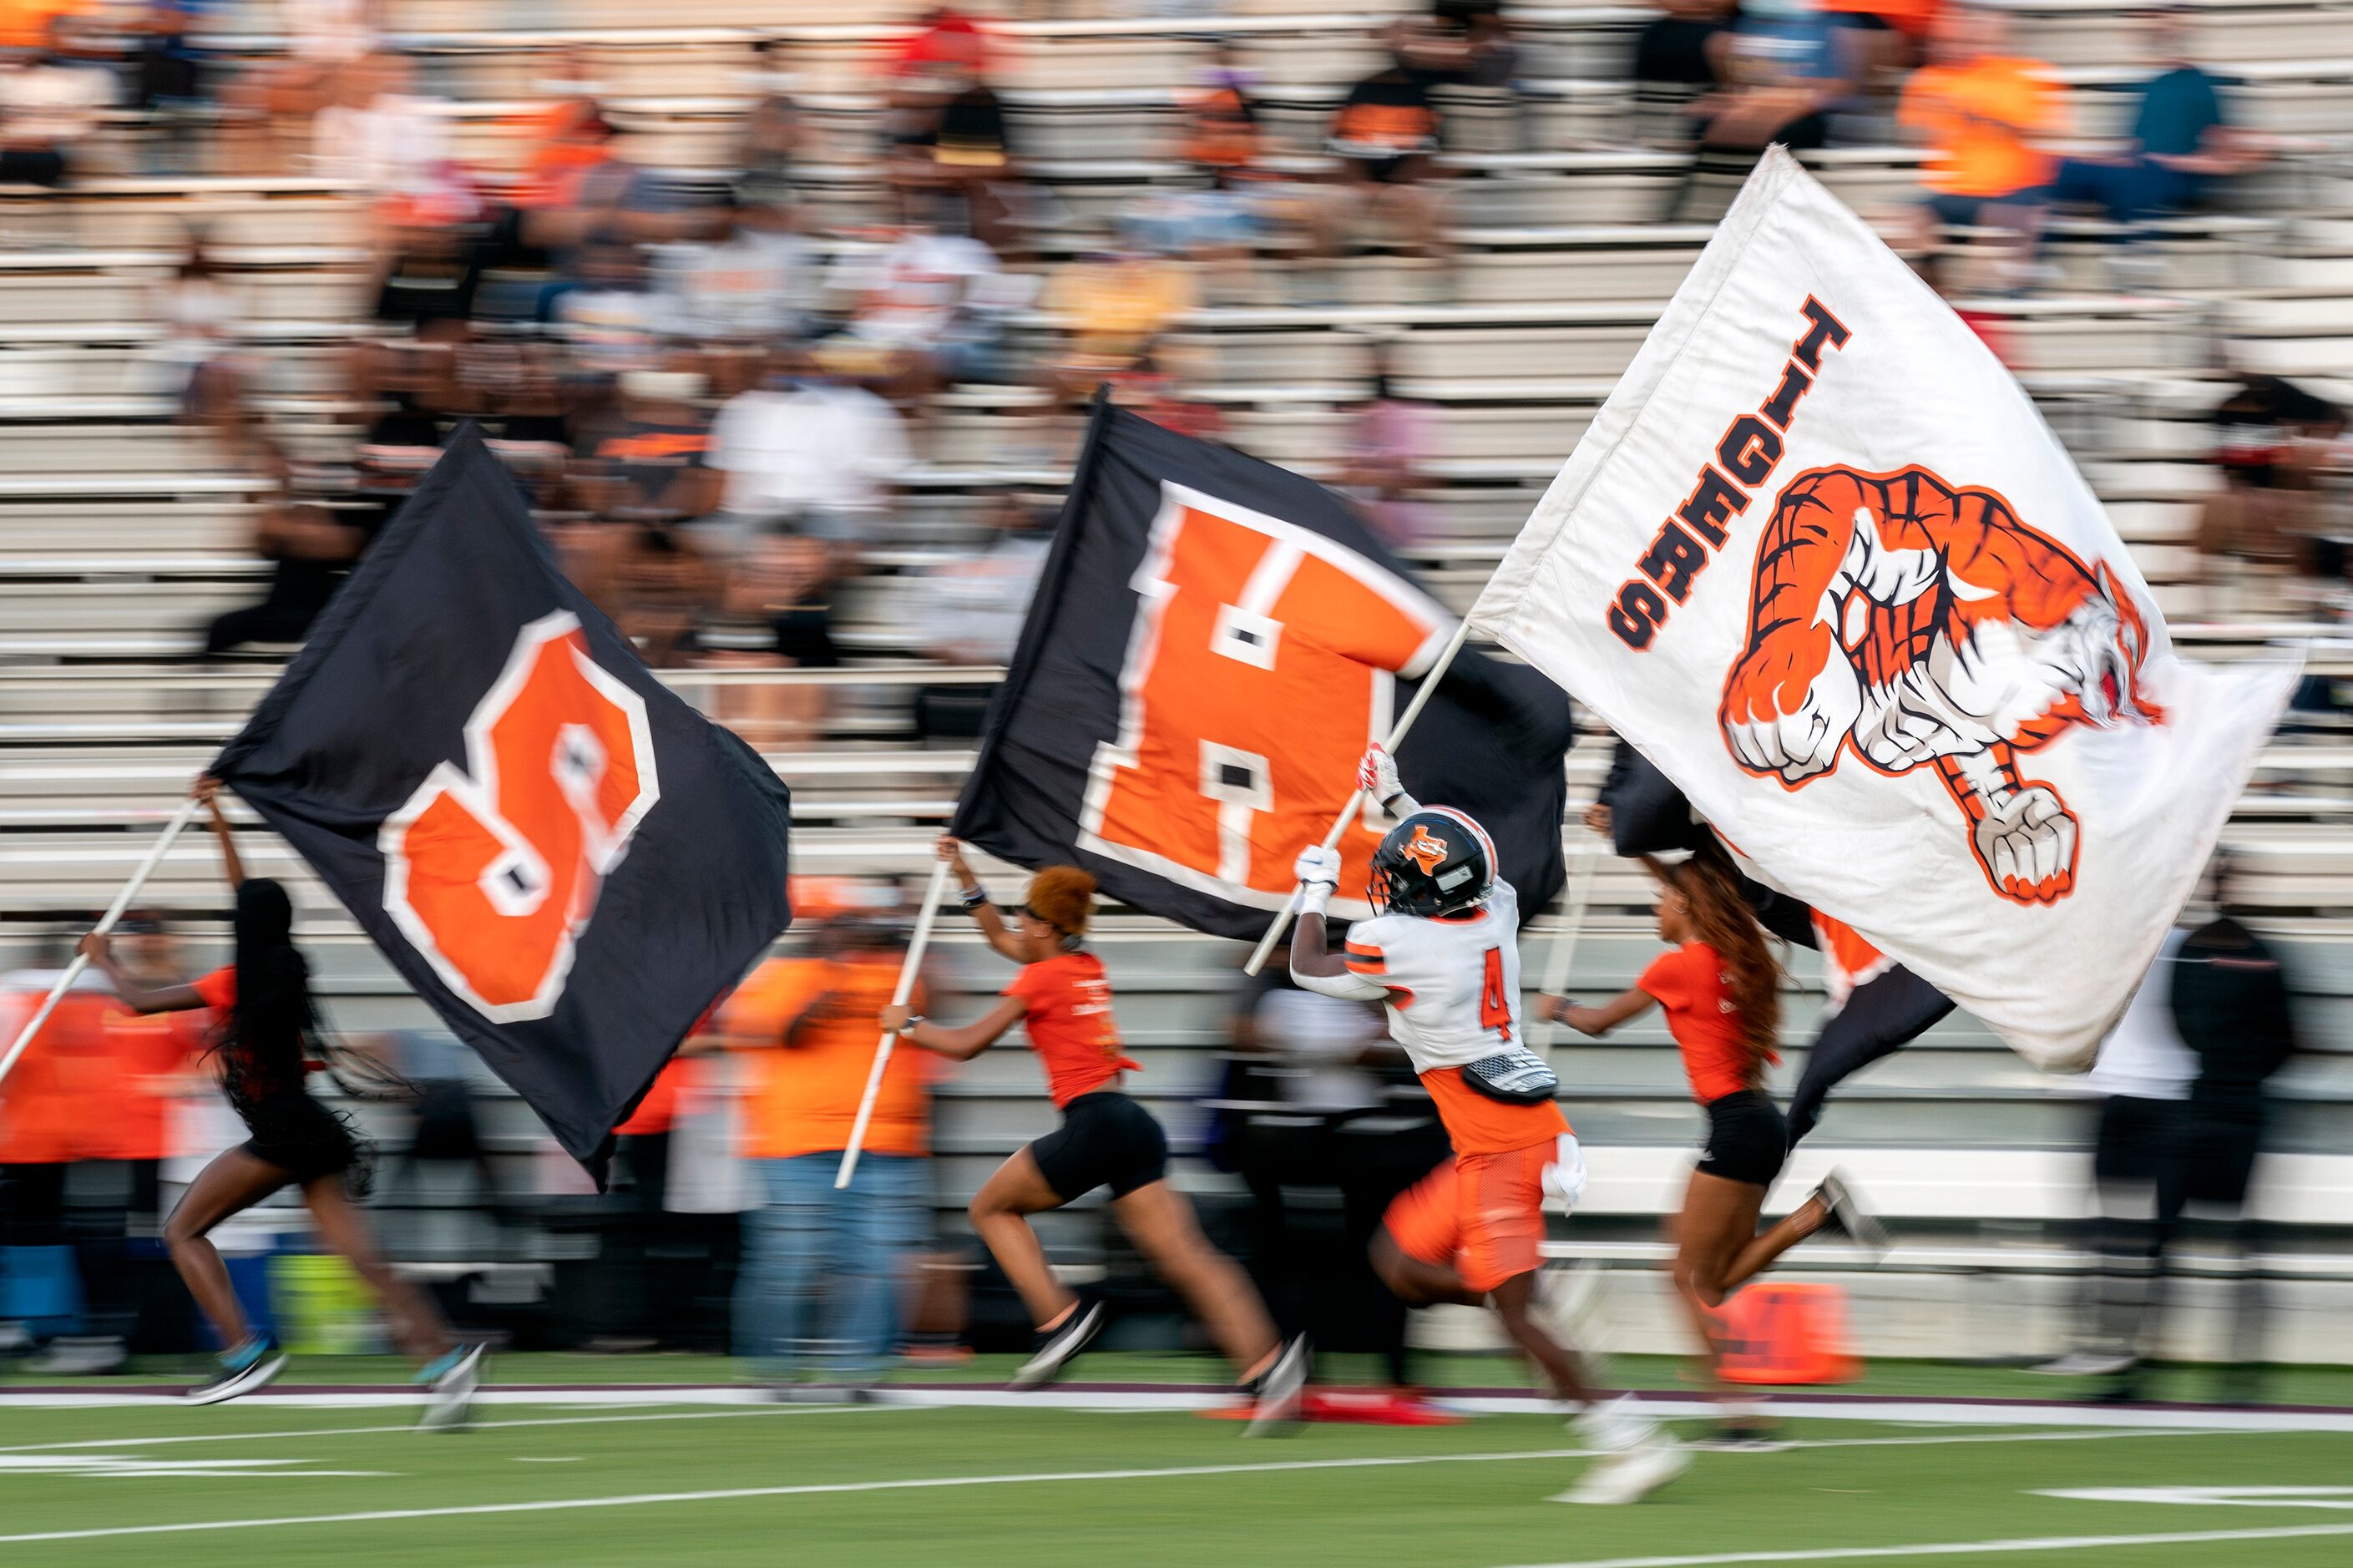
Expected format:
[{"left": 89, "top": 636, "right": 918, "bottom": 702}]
[{"left": 1287, "top": 746, "right": 1688, "bottom": 1505}]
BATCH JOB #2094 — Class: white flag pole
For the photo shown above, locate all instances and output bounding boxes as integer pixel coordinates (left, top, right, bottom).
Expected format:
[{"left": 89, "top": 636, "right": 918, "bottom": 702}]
[
  {"left": 1243, "top": 616, "right": 1477, "bottom": 977},
  {"left": 1532, "top": 824, "right": 1602, "bottom": 1057},
  {"left": 0, "top": 797, "right": 204, "bottom": 1091},
  {"left": 835, "top": 857, "right": 954, "bottom": 1190}
]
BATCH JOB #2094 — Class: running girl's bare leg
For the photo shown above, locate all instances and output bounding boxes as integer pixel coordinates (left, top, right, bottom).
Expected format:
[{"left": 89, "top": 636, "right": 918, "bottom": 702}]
[
  {"left": 1721, "top": 1193, "right": 1830, "bottom": 1292},
  {"left": 301, "top": 1175, "right": 454, "bottom": 1363},
  {"left": 968, "top": 1148, "right": 1076, "bottom": 1329},
  {"left": 1111, "top": 1178, "right": 1281, "bottom": 1378},
  {"left": 164, "top": 1148, "right": 292, "bottom": 1347},
  {"left": 1670, "top": 1170, "right": 1767, "bottom": 1394}
]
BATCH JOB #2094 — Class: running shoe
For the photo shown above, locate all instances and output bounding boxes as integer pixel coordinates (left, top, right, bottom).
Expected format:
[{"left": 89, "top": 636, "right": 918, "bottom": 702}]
[
  {"left": 1242, "top": 1334, "right": 1310, "bottom": 1437},
  {"left": 2031, "top": 1349, "right": 2137, "bottom": 1378},
  {"left": 416, "top": 1343, "right": 485, "bottom": 1430},
  {"left": 1813, "top": 1169, "right": 1891, "bottom": 1262},
  {"left": 1009, "top": 1297, "right": 1105, "bottom": 1391},
  {"left": 1556, "top": 1424, "right": 1690, "bottom": 1505},
  {"left": 186, "top": 1333, "right": 286, "bottom": 1406}
]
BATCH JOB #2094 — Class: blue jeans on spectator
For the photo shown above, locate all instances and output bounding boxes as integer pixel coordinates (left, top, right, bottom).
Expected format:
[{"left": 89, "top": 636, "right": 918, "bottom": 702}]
[
  {"left": 733, "top": 1153, "right": 927, "bottom": 1383},
  {"left": 2042, "top": 158, "right": 2199, "bottom": 230}
]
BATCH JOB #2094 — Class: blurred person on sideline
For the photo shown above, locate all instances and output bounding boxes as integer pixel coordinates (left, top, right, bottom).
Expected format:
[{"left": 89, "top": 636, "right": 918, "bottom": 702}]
[
  {"left": 0, "top": 11, "right": 114, "bottom": 190},
  {"left": 1896, "top": 3, "right": 2062, "bottom": 282},
  {"left": 1231, "top": 932, "right": 1445, "bottom": 1394},
  {"left": 880, "top": 841, "right": 1308, "bottom": 1429},
  {"left": 0, "top": 936, "right": 118, "bottom": 1365},
  {"left": 149, "top": 230, "right": 254, "bottom": 463},
  {"left": 35, "top": 913, "right": 210, "bottom": 1373},
  {"left": 1325, "top": 20, "right": 1455, "bottom": 291},
  {"left": 2037, "top": 8, "right": 2263, "bottom": 236},
  {"left": 2032, "top": 927, "right": 2194, "bottom": 1389},
  {"left": 715, "top": 884, "right": 940, "bottom": 1398},
  {"left": 79, "top": 777, "right": 483, "bottom": 1420},
  {"left": 2194, "top": 375, "right": 2345, "bottom": 618},
  {"left": 2038, "top": 857, "right": 2297, "bottom": 1403}
]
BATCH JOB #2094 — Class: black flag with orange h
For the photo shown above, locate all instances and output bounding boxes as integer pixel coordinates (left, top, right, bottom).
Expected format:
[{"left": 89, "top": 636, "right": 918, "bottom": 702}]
[
  {"left": 954, "top": 400, "right": 1575, "bottom": 938},
  {"left": 212, "top": 428, "right": 793, "bottom": 1174}
]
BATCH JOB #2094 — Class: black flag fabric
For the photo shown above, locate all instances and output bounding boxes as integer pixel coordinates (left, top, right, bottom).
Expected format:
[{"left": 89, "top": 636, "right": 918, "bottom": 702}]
[
  {"left": 212, "top": 428, "right": 793, "bottom": 1171},
  {"left": 952, "top": 401, "right": 1575, "bottom": 938}
]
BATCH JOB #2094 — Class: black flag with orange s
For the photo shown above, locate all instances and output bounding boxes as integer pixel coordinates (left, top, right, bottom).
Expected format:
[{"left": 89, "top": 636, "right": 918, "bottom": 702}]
[
  {"left": 954, "top": 402, "right": 1575, "bottom": 938},
  {"left": 211, "top": 428, "right": 793, "bottom": 1173}
]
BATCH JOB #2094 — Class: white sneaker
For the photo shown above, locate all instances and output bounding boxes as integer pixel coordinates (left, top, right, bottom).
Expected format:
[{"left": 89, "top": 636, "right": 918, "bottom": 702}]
[
  {"left": 1242, "top": 1334, "right": 1309, "bottom": 1437},
  {"left": 417, "top": 1343, "right": 484, "bottom": 1431},
  {"left": 2032, "top": 1349, "right": 2136, "bottom": 1378},
  {"left": 1556, "top": 1428, "right": 1690, "bottom": 1505},
  {"left": 1010, "top": 1299, "right": 1105, "bottom": 1391}
]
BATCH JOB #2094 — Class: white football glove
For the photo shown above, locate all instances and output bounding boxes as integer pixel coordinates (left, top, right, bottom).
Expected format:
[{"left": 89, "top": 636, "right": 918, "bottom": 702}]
[
  {"left": 1357, "top": 745, "right": 1412, "bottom": 812},
  {"left": 1293, "top": 844, "right": 1342, "bottom": 914}
]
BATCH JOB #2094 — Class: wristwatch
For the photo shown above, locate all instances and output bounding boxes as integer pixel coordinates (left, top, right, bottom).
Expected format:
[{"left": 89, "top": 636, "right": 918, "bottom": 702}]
[{"left": 897, "top": 1014, "right": 926, "bottom": 1036}]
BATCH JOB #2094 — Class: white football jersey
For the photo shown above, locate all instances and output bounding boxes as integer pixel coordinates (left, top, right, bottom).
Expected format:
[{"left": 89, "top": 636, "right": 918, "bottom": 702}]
[{"left": 1339, "top": 878, "right": 1522, "bottom": 1075}]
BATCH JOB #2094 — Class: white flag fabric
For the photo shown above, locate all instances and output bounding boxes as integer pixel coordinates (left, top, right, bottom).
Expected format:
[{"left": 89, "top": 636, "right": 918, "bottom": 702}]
[{"left": 1470, "top": 149, "right": 2296, "bottom": 1071}]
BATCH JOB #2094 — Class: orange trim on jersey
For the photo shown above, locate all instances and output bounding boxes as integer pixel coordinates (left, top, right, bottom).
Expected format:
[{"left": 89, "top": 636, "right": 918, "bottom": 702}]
[
  {"left": 1387, "top": 985, "right": 1414, "bottom": 1010},
  {"left": 1344, "top": 943, "right": 1388, "bottom": 974}
]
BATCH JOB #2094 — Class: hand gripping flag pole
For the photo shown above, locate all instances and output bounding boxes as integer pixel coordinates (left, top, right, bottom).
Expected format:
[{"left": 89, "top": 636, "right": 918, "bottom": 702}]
[
  {"left": 0, "top": 797, "right": 203, "bottom": 1090},
  {"left": 835, "top": 858, "right": 953, "bottom": 1190},
  {"left": 1242, "top": 615, "right": 1477, "bottom": 977},
  {"left": 1532, "top": 824, "right": 1602, "bottom": 1056}
]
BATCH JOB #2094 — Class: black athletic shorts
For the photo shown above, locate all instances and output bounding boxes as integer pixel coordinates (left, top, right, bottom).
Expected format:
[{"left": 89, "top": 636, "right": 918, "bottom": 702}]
[
  {"left": 1696, "top": 1089, "right": 1789, "bottom": 1187},
  {"left": 1030, "top": 1091, "right": 1168, "bottom": 1202},
  {"left": 237, "top": 1092, "right": 365, "bottom": 1188}
]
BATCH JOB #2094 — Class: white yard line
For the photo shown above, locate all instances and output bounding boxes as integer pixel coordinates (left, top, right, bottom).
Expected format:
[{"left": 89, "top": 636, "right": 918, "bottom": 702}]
[
  {"left": 0, "top": 1403, "right": 889, "bottom": 1455},
  {"left": 1489, "top": 1523, "right": 2353, "bottom": 1568},
  {"left": 0, "top": 1429, "right": 2340, "bottom": 1548},
  {"left": 5, "top": 1386, "right": 2350, "bottom": 1432}
]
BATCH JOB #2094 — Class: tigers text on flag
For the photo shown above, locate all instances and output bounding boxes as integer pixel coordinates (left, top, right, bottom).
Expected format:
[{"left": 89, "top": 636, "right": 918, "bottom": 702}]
[
  {"left": 212, "top": 428, "right": 794, "bottom": 1170},
  {"left": 1469, "top": 149, "right": 2296, "bottom": 1071},
  {"left": 954, "top": 401, "right": 1576, "bottom": 939}
]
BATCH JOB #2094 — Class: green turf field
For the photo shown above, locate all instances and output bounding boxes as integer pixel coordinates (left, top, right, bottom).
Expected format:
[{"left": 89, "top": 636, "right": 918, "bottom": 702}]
[{"left": 3, "top": 1359, "right": 2351, "bottom": 1567}]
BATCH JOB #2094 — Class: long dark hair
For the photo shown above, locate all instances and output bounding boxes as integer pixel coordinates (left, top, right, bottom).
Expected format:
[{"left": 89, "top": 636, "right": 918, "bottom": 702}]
[
  {"left": 1659, "top": 853, "right": 1782, "bottom": 1061},
  {"left": 226, "top": 878, "right": 311, "bottom": 1065},
  {"left": 225, "top": 878, "right": 409, "bottom": 1100}
]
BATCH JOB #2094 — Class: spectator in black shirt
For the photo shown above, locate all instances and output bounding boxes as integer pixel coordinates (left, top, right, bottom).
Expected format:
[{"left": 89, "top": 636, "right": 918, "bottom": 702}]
[{"left": 1327, "top": 22, "right": 1455, "bottom": 280}]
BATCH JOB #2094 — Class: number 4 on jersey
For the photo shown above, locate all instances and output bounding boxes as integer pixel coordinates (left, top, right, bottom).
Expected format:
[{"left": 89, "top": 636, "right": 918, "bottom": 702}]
[{"left": 1480, "top": 945, "right": 1511, "bottom": 1040}]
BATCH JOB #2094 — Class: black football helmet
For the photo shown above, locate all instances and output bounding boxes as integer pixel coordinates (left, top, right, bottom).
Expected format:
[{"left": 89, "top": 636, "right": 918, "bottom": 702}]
[{"left": 1369, "top": 807, "right": 1497, "bottom": 918}]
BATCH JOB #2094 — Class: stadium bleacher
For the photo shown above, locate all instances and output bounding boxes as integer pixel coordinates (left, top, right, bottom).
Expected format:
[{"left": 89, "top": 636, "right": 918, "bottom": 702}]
[{"left": 4, "top": 0, "right": 2352, "bottom": 1368}]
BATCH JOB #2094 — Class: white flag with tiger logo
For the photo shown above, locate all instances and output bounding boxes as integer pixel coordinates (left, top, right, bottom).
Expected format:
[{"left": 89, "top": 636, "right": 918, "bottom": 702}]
[{"left": 1469, "top": 149, "right": 2297, "bottom": 1071}]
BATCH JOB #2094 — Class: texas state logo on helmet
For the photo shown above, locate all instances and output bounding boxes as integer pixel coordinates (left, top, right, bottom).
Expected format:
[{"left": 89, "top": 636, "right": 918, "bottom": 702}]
[{"left": 1371, "top": 807, "right": 1496, "bottom": 918}]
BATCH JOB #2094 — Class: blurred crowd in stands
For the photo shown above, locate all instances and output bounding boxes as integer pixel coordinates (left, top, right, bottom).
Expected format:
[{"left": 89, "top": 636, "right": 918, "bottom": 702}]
[{"left": 10, "top": 1, "right": 2351, "bottom": 680}]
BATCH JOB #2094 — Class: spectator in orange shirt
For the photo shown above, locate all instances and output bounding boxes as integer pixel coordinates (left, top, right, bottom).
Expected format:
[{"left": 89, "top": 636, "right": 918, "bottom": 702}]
[
  {"left": 1897, "top": 3, "right": 2062, "bottom": 270},
  {"left": 719, "top": 890, "right": 938, "bottom": 1396},
  {"left": 0, "top": 946, "right": 114, "bottom": 1363}
]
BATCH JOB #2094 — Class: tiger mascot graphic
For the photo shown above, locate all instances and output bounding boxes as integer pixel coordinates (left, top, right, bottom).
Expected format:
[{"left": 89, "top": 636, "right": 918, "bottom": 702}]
[{"left": 1718, "top": 465, "right": 2164, "bottom": 907}]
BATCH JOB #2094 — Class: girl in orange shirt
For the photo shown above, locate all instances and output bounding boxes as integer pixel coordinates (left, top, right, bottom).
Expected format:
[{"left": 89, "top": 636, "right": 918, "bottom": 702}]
[
  {"left": 78, "top": 776, "right": 480, "bottom": 1422},
  {"left": 882, "top": 838, "right": 1303, "bottom": 1429},
  {"left": 1540, "top": 851, "right": 1885, "bottom": 1428}
]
